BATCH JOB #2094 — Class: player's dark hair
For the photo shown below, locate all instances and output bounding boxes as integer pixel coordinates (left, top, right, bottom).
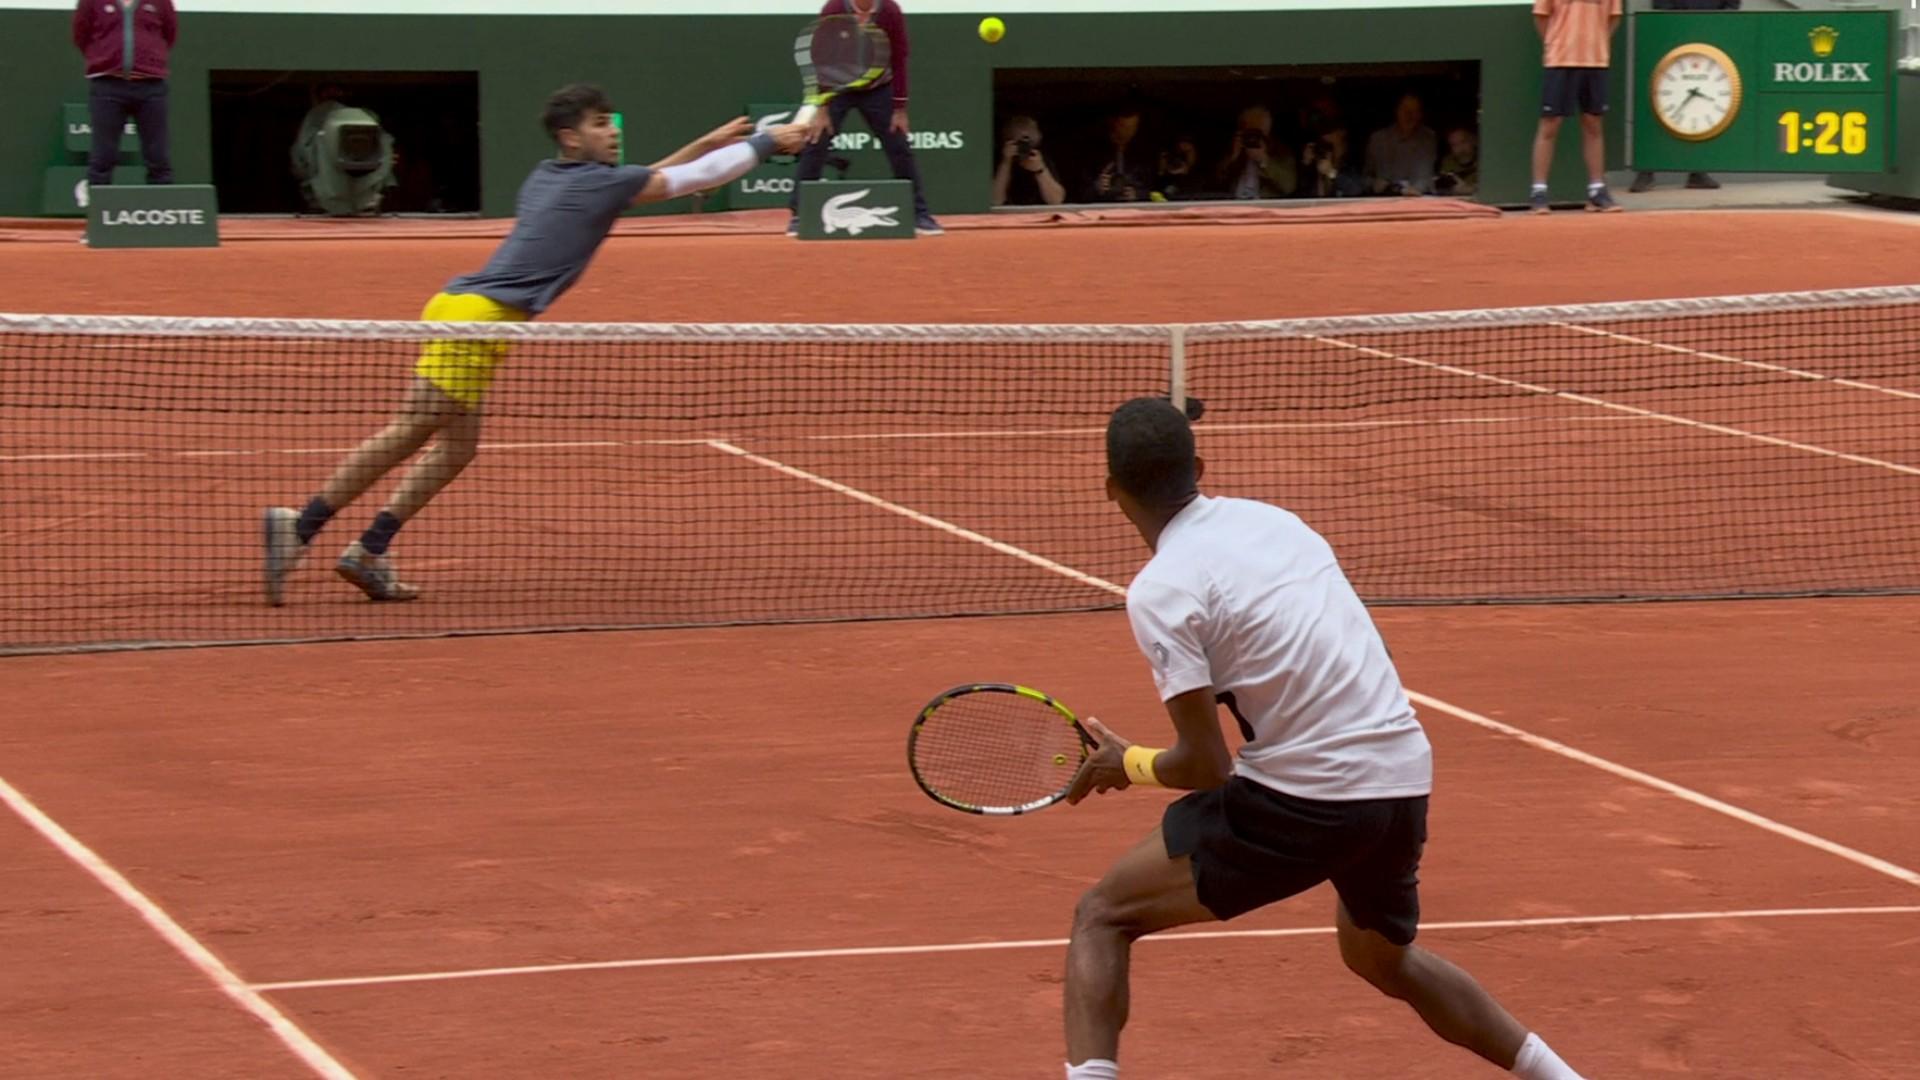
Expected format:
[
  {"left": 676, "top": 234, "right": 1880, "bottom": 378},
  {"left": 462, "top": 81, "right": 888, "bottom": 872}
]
[
  {"left": 543, "top": 84, "right": 615, "bottom": 142},
  {"left": 1107, "top": 397, "right": 1198, "bottom": 509}
]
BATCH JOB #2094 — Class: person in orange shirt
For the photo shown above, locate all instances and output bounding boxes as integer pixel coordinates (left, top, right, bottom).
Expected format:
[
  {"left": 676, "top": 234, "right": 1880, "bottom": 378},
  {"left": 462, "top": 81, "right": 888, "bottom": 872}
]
[{"left": 1530, "top": 0, "right": 1624, "bottom": 213}]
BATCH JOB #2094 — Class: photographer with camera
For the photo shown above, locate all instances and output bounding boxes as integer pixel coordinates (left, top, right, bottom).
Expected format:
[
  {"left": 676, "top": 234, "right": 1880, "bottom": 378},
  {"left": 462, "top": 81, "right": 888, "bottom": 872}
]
[
  {"left": 1214, "top": 106, "right": 1297, "bottom": 200},
  {"left": 1366, "top": 93, "right": 1440, "bottom": 196},
  {"left": 1153, "top": 134, "right": 1199, "bottom": 202},
  {"left": 1433, "top": 127, "right": 1479, "bottom": 197},
  {"left": 1078, "top": 103, "right": 1156, "bottom": 204},
  {"left": 1299, "top": 125, "right": 1365, "bottom": 199},
  {"left": 992, "top": 115, "right": 1066, "bottom": 207}
]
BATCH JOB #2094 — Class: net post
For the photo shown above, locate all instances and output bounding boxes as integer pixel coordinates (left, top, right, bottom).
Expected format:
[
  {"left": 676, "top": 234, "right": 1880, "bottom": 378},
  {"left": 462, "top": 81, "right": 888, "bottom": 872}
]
[{"left": 1169, "top": 325, "right": 1187, "bottom": 417}]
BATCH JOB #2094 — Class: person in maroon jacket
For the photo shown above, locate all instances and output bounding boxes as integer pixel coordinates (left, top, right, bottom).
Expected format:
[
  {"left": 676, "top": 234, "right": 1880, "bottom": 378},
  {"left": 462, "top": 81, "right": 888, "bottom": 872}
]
[
  {"left": 788, "top": 0, "right": 941, "bottom": 236},
  {"left": 72, "top": 0, "right": 177, "bottom": 188}
]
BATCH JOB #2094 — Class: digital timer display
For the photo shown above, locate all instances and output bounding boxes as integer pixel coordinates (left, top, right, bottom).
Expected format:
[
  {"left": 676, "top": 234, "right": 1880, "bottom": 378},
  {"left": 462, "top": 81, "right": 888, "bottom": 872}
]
[{"left": 1776, "top": 109, "right": 1870, "bottom": 155}]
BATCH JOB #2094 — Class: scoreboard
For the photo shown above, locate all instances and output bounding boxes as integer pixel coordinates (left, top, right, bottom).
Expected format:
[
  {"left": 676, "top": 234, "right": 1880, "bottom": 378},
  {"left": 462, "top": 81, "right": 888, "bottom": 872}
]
[{"left": 1631, "top": 10, "right": 1898, "bottom": 174}]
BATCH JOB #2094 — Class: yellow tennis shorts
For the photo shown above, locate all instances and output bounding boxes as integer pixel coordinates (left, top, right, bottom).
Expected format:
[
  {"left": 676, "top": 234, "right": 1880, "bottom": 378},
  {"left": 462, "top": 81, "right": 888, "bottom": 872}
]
[{"left": 414, "top": 291, "right": 530, "bottom": 407}]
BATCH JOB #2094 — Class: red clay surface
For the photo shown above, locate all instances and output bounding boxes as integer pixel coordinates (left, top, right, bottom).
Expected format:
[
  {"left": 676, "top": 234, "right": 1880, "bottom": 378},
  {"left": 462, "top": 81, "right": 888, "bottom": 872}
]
[
  {"left": 3, "top": 209, "right": 1919, "bottom": 1078},
  {"left": 1, "top": 603, "right": 1917, "bottom": 1077},
  {"left": 2, "top": 210, "right": 1917, "bottom": 324}
]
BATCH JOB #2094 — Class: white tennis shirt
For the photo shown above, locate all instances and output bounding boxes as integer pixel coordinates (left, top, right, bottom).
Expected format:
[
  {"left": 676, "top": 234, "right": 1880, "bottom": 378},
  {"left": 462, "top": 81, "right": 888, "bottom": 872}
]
[{"left": 1124, "top": 494, "right": 1434, "bottom": 801}]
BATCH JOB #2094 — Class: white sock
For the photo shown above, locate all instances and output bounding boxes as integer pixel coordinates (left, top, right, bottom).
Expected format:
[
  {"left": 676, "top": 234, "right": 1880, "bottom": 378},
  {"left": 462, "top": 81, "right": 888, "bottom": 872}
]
[
  {"left": 1587, "top": 180, "right": 1606, "bottom": 195},
  {"left": 1530, "top": 182, "right": 1548, "bottom": 194},
  {"left": 1512, "top": 1033, "right": 1583, "bottom": 1080},
  {"left": 1065, "top": 1060, "right": 1119, "bottom": 1080}
]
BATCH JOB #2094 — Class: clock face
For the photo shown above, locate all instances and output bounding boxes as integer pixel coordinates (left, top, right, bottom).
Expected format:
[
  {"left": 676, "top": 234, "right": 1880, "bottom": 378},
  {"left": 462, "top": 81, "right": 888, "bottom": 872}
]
[{"left": 1653, "top": 44, "right": 1743, "bottom": 142}]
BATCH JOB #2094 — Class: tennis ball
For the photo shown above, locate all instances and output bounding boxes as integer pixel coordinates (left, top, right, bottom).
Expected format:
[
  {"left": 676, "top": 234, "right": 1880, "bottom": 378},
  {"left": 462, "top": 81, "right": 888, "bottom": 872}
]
[
  {"left": 979, "top": 16, "right": 1005, "bottom": 44},
  {"left": 1053, "top": 753, "right": 1067, "bottom": 766}
]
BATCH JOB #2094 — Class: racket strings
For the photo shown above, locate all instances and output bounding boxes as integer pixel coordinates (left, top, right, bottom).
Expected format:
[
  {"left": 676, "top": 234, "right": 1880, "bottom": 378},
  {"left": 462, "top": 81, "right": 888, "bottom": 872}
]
[
  {"left": 913, "top": 694, "right": 1085, "bottom": 811},
  {"left": 806, "top": 18, "right": 890, "bottom": 93}
]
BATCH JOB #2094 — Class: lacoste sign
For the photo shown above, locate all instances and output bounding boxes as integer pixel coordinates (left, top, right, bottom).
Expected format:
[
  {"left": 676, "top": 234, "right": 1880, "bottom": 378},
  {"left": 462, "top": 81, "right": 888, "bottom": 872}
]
[
  {"left": 821, "top": 189, "right": 900, "bottom": 236},
  {"left": 86, "top": 184, "right": 221, "bottom": 248},
  {"left": 796, "top": 179, "right": 914, "bottom": 241},
  {"left": 99, "top": 208, "right": 211, "bottom": 226}
]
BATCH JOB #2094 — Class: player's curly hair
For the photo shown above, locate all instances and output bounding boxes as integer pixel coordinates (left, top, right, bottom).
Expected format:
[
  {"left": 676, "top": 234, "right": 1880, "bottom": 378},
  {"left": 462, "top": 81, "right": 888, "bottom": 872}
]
[
  {"left": 1106, "top": 397, "right": 1198, "bottom": 509},
  {"left": 543, "top": 84, "right": 616, "bottom": 142}
]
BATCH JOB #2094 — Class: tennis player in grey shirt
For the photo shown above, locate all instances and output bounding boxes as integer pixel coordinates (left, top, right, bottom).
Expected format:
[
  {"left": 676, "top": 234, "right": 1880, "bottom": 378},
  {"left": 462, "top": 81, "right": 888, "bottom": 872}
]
[{"left": 262, "top": 83, "right": 806, "bottom": 606}]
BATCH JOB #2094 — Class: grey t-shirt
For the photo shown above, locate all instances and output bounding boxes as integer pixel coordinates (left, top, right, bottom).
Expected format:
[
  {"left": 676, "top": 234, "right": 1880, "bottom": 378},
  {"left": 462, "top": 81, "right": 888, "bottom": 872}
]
[
  {"left": 445, "top": 159, "right": 655, "bottom": 316},
  {"left": 1364, "top": 125, "right": 1438, "bottom": 195}
]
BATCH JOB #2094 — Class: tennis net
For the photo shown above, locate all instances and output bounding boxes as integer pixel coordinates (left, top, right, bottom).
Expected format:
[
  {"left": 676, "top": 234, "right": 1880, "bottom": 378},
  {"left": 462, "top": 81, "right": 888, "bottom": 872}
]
[{"left": 4, "top": 284, "right": 1918, "bottom": 654}]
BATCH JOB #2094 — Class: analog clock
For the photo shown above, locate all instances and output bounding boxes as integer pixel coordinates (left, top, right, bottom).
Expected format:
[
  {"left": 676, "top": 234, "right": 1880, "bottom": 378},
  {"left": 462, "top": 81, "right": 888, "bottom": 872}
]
[{"left": 1650, "top": 43, "right": 1743, "bottom": 142}]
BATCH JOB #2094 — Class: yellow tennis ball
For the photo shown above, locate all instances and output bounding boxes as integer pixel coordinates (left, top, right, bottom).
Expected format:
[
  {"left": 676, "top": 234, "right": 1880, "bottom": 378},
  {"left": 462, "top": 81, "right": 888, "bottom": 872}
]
[
  {"left": 979, "top": 17, "right": 1005, "bottom": 44},
  {"left": 1054, "top": 753, "right": 1067, "bottom": 765}
]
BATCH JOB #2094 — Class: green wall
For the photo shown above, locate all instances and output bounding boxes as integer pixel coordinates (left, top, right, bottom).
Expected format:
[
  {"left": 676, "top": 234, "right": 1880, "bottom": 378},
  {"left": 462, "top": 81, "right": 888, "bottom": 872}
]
[
  {"left": 1830, "top": 72, "right": 1920, "bottom": 200},
  {"left": 0, "top": 5, "right": 1616, "bottom": 218}
]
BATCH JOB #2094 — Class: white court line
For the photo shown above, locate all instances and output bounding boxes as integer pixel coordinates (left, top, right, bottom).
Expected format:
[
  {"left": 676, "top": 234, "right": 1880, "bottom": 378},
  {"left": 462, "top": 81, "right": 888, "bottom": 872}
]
[
  {"left": 1405, "top": 692, "right": 1920, "bottom": 888},
  {"left": 706, "top": 439, "right": 1123, "bottom": 599},
  {"left": 1554, "top": 321, "right": 1920, "bottom": 403},
  {"left": 805, "top": 415, "right": 1648, "bottom": 442},
  {"left": 0, "top": 773, "right": 356, "bottom": 1079},
  {"left": 481, "top": 440, "right": 621, "bottom": 450},
  {"left": 0, "top": 416, "right": 1651, "bottom": 464},
  {"left": 249, "top": 904, "right": 1920, "bottom": 993},
  {"left": 715, "top": 441, "right": 1920, "bottom": 891},
  {"left": 0, "top": 451, "right": 146, "bottom": 462},
  {"left": 1315, "top": 335, "right": 1920, "bottom": 479}
]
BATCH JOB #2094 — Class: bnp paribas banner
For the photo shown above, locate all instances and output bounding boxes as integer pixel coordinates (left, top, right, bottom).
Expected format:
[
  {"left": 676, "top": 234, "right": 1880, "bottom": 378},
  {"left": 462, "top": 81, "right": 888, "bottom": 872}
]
[{"left": 725, "top": 103, "right": 969, "bottom": 211}]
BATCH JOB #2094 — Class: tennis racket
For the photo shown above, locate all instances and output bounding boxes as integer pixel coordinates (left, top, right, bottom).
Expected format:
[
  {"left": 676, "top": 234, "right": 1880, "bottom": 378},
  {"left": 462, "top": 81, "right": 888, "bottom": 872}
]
[
  {"left": 791, "top": 14, "right": 893, "bottom": 128},
  {"left": 909, "top": 684, "right": 1093, "bottom": 816}
]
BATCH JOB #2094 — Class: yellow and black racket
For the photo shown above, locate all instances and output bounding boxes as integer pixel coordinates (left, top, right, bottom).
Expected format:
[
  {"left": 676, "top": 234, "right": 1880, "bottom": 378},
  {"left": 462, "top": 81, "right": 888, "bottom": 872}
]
[
  {"left": 791, "top": 14, "right": 893, "bottom": 127},
  {"left": 909, "top": 684, "right": 1092, "bottom": 816}
]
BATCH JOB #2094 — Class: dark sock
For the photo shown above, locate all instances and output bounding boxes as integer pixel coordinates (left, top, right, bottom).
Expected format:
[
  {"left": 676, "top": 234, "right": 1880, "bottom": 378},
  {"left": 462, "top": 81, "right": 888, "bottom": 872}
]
[
  {"left": 295, "top": 496, "right": 335, "bottom": 544},
  {"left": 359, "top": 511, "right": 403, "bottom": 557}
]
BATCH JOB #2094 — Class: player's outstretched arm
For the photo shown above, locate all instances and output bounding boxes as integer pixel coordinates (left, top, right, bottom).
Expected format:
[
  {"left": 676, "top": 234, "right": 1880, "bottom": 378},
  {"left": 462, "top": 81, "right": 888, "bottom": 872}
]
[
  {"left": 648, "top": 116, "right": 755, "bottom": 170},
  {"left": 631, "top": 123, "right": 809, "bottom": 206},
  {"left": 1065, "top": 689, "right": 1233, "bottom": 804}
]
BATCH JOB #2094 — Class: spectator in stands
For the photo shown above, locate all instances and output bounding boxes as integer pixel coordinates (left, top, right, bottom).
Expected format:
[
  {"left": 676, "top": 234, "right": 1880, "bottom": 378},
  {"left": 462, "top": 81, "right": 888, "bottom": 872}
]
[
  {"left": 73, "top": 0, "right": 178, "bottom": 189},
  {"left": 1434, "top": 127, "right": 1480, "bottom": 197},
  {"left": 1299, "top": 94, "right": 1345, "bottom": 144},
  {"left": 1531, "top": 0, "right": 1625, "bottom": 212},
  {"left": 1080, "top": 104, "right": 1156, "bottom": 203},
  {"left": 1366, "top": 93, "right": 1439, "bottom": 196},
  {"left": 1630, "top": 0, "right": 1740, "bottom": 192},
  {"left": 1155, "top": 134, "right": 1200, "bottom": 202},
  {"left": 1215, "top": 106, "right": 1297, "bottom": 200},
  {"left": 992, "top": 115, "right": 1067, "bottom": 207},
  {"left": 1300, "top": 126, "right": 1365, "bottom": 199}
]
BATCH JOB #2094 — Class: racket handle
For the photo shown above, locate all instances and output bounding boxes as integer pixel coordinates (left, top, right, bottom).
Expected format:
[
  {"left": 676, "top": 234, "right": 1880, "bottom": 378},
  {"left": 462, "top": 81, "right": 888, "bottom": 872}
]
[{"left": 794, "top": 104, "right": 818, "bottom": 126}]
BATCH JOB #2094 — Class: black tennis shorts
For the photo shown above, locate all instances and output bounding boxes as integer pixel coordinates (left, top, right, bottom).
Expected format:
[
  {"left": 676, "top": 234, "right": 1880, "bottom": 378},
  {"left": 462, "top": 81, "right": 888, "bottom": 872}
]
[
  {"left": 1163, "top": 777, "right": 1428, "bottom": 946},
  {"left": 1541, "top": 67, "right": 1609, "bottom": 118}
]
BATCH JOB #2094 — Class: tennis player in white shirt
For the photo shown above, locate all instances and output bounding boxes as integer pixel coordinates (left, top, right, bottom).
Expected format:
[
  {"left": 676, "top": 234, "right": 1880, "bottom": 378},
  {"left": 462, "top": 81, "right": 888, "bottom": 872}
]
[{"left": 1059, "top": 397, "right": 1585, "bottom": 1080}]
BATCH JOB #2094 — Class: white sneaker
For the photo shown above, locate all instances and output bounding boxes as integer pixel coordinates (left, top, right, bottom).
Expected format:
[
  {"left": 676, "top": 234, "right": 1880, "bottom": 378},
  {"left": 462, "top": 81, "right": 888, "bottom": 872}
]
[
  {"left": 335, "top": 541, "right": 420, "bottom": 602},
  {"left": 261, "top": 507, "right": 308, "bottom": 607}
]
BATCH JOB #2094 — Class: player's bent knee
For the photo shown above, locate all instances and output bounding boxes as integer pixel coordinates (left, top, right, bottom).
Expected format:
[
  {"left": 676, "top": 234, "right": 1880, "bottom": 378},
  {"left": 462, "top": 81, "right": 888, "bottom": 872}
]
[
  {"left": 1072, "top": 887, "right": 1145, "bottom": 940},
  {"left": 1338, "top": 926, "right": 1411, "bottom": 998}
]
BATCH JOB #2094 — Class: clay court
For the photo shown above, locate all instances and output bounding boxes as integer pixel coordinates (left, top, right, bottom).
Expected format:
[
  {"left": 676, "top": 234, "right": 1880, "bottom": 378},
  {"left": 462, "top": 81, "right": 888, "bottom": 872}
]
[{"left": 3, "top": 206, "right": 1919, "bottom": 1078}]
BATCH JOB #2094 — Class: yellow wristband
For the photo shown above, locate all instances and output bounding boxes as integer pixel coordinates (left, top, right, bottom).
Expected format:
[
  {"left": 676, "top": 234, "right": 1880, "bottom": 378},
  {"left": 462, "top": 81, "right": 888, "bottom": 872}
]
[{"left": 1123, "top": 745, "right": 1166, "bottom": 787}]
